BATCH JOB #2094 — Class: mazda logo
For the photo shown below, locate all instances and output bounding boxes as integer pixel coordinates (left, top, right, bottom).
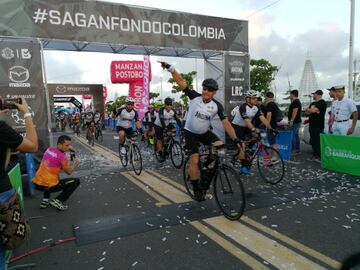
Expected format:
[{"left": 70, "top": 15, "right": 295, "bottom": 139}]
[
  {"left": 56, "top": 85, "right": 67, "bottom": 93},
  {"left": 9, "top": 66, "right": 29, "bottom": 83}
]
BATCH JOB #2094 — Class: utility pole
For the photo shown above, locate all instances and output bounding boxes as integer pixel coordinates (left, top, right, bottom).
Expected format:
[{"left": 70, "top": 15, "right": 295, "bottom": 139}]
[{"left": 348, "top": 0, "right": 355, "bottom": 98}]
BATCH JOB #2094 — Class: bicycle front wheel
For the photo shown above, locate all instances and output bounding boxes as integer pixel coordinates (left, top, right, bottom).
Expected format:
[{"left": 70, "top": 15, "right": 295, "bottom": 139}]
[
  {"left": 88, "top": 134, "right": 95, "bottom": 146},
  {"left": 213, "top": 164, "right": 245, "bottom": 220},
  {"left": 170, "top": 141, "right": 184, "bottom": 169},
  {"left": 119, "top": 143, "right": 128, "bottom": 167},
  {"left": 257, "top": 146, "right": 285, "bottom": 185},
  {"left": 130, "top": 144, "right": 142, "bottom": 175},
  {"left": 183, "top": 157, "right": 195, "bottom": 199}
]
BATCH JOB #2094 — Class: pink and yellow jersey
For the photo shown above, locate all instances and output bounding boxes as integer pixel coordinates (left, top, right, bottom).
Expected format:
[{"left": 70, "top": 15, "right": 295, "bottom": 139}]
[{"left": 32, "top": 147, "right": 69, "bottom": 187}]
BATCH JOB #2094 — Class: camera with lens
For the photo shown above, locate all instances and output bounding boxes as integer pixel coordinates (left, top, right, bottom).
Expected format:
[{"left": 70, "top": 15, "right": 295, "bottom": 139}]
[{"left": 0, "top": 98, "right": 22, "bottom": 110}]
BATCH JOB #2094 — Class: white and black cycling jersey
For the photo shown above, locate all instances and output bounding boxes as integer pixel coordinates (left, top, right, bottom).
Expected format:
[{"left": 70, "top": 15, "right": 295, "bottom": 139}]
[
  {"left": 232, "top": 103, "right": 262, "bottom": 127},
  {"left": 183, "top": 88, "right": 227, "bottom": 134},
  {"left": 84, "top": 113, "right": 94, "bottom": 123},
  {"left": 154, "top": 107, "right": 181, "bottom": 128},
  {"left": 144, "top": 110, "right": 155, "bottom": 123},
  {"left": 94, "top": 113, "right": 101, "bottom": 122},
  {"left": 116, "top": 107, "right": 138, "bottom": 129}
]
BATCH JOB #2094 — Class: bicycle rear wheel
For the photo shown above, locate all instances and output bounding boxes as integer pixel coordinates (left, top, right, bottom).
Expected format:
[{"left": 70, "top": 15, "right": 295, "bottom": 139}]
[
  {"left": 257, "top": 146, "right": 285, "bottom": 185},
  {"left": 130, "top": 144, "right": 142, "bottom": 175},
  {"left": 119, "top": 143, "right": 128, "bottom": 167},
  {"left": 213, "top": 164, "right": 245, "bottom": 220},
  {"left": 170, "top": 141, "right": 184, "bottom": 169}
]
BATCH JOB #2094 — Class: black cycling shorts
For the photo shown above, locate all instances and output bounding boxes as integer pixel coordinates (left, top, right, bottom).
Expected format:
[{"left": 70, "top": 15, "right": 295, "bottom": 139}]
[
  {"left": 232, "top": 124, "right": 251, "bottom": 141},
  {"left": 184, "top": 129, "right": 220, "bottom": 155},
  {"left": 143, "top": 122, "right": 154, "bottom": 129},
  {"left": 116, "top": 126, "right": 135, "bottom": 137},
  {"left": 154, "top": 124, "right": 175, "bottom": 140}
]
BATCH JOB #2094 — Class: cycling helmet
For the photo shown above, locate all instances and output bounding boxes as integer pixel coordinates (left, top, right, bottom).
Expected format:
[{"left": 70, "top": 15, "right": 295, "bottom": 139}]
[
  {"left": 202, "top": 78, "right": 219, "bottom": 91},
  {"left": 244, "top": 90, "right": 259, "bottom": 98},
  {"left": 125, "top": 97, "right": 135, "bottom": 103},
  {"left": 164, "top": 97, "right": 173, "bottom": 105},
  {"left": 154, "top": 101, "right": 163, "bottom": 109}
]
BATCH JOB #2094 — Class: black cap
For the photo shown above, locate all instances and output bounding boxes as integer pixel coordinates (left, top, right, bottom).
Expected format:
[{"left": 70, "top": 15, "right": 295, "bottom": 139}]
[
  {"left": 311, "top": 90, "right": 323, "bottom": 95},
  {"left": 327, "top": 85, "right": 345, "bottom": 91}
]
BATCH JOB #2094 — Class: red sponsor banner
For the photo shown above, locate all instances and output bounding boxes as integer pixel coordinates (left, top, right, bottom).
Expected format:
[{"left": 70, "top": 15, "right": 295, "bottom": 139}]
[
  {"left": 110, "top": 59, "right": 152, "bottom": 119},
  {"left": 111, "top": 61, "right": 148, "bottom": 83},
  {"left": 83, "top": 95, "right": 92, "bottom": 99}
]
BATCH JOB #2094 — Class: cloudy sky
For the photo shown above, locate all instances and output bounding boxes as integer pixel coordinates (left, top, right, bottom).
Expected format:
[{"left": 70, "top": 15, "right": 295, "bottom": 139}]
[{"left": 44, "top": 0, "right": 360, "bottom": 102}]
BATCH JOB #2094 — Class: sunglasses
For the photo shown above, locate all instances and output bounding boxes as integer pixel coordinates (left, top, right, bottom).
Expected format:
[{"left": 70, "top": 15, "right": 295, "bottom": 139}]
[
  {"left": 165, "top": 103, "right": 173, "bottom": 106},
  {"left": 126, "top": 103, "right": 134, "bottom": 105},
  {"left": 202, "top": 87, "right": 216, "bottom": 92}
]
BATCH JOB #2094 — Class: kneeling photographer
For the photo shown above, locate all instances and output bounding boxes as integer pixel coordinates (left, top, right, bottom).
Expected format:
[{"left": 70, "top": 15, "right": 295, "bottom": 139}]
[{"left": 32, "top": 135, "right": 80, "bottom": 211}]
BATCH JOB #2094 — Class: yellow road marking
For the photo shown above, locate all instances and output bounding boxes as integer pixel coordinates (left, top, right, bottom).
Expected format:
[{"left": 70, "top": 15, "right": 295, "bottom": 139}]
[
  {"left": 75, "top": 134, "right": 339, "bottom": 270},
  {"left": 191, "top": 221, "right": 270, "bottom": 270},
  {"left": 242, "top": 216, "right": 341, "bottom": 269},
  {"left": 147, "top": 170, "right": 188, "bottom": 193},
  {"left": 204, "top": 216, "right": 327, "bottom": 270},
  {"left": 121, "top": 172, "right": 171, "bottom": 206},
  {"left": 130, "top": 171, "right": 191, "bottom": 203}
]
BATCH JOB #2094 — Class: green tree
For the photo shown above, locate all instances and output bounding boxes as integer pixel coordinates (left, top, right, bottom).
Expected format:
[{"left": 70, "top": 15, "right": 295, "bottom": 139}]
[
  {"left": 106, "top": 96, "right": 127, "bottom": 114},
  {"left": 250, "top": 59, "right": 279, "bottom": 95},
  {"left": 168, "top": 71, "right": 197, "bottom": 107},
  {"left": 149, "top": 92, "right": 160, "bottom": 104}
]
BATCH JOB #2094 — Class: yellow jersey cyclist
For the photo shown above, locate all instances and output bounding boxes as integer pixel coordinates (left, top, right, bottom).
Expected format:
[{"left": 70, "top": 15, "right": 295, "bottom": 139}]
[
  {"left": 160, "top": 61, "right": 241, "bottom": 202},
  {"left": 231, "top": 90, "right": 273, "bottom": 175},
  {"left": 153, "top": 97, "right": 182, "bottom": 162}
]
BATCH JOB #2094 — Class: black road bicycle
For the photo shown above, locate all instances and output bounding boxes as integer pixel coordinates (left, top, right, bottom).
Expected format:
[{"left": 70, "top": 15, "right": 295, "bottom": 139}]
[
  {"left": 119, "top": 135, "right": 142, "bottom": 175},
  {"left": 95, "top": 124, "right": 103, "bottom": 142},
  {"left": 183, "top": 144, "right": 245, "bottom": 220},
  {"left": 154, "top": 130, "right": 184, "bottom": 169}
]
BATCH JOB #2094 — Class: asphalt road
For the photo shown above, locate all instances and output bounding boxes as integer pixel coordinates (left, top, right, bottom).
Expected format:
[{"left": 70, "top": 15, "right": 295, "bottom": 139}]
[{"left": 11, "top": 128, "right": 360, "bottom": 270}]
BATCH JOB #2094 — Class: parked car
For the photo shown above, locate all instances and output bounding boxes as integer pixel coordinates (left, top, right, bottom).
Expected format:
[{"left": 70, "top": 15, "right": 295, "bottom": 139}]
[{"left": 300, "top": 104, "right": 360, "bottom": 144}]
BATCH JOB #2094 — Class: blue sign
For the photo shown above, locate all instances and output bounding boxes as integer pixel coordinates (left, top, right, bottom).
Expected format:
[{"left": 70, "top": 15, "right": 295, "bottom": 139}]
[
  {"left": 25, "top": 153, "right": 36, "bottom": 196},
  {"left": 276, "top": 131, "right": 293, "bottom": 161}
]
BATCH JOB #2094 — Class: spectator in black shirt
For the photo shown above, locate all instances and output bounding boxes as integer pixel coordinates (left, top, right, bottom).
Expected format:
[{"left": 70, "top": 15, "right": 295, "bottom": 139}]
[
  {"left": 264, "top": 92, "right": 279, "bottom": 156},
  {"left": 0, "top": 98, "right": 38, "bottom": 193},
  {"left": 305, "top": 90, "right": 327, "bottom": 162},
  {"left": 287, "top": 90, "right": 302, "bottom": 154}
]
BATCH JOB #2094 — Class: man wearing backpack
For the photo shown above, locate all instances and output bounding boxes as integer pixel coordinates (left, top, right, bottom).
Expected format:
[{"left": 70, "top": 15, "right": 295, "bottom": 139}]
[{"left": 264, "top": 92, "right": 280, "bottom": 158}]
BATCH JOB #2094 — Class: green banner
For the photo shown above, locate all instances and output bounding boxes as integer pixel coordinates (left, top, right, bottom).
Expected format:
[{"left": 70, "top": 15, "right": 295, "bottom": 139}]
[
  {"left": 321, "top": 134, "right": 360, "bottom": 176},
  {"left": 7, "top": 163, "right": 24, "bottom": 208}
]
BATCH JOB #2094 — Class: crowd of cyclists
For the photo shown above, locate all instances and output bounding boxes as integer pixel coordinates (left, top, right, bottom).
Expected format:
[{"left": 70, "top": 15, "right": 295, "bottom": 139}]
[
  {"left": 53, "top": 109, "right": 104, "bottom": 141},
  {"left": 52, "top": 61, "right": 283, "bottom": 217}
]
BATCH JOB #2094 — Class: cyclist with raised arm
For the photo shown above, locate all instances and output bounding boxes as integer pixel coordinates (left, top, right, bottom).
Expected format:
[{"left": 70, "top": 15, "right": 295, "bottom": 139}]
[
  {"left": 160, "top": 61, "right": 241, "bottom": 202},
  {"left": 153, "top": 97, "right": 182, "bottom": 162},
  {"left": 116, "top": 97, "right": 142, "bottom": 155},
  {"left": 232, "top": 90, "right": 272, "bottom": 175}
]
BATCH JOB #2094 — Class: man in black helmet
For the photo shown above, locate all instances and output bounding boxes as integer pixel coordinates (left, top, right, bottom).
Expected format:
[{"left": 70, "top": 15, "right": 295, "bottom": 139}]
[
  {"left": 153, "top": 97, "right": 182, "bottom": 162},
  {"left": 160, "top": 61, "right": 241, "bottom": 202}
]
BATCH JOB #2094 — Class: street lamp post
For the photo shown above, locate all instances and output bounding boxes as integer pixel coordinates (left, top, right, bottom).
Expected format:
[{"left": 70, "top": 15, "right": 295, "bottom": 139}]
[
  {"left": 159, "top": 74, "right": 163, "bottom": 99},
  {"left": 348, "top": 0, "right": 355, "bottom": 98}
]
